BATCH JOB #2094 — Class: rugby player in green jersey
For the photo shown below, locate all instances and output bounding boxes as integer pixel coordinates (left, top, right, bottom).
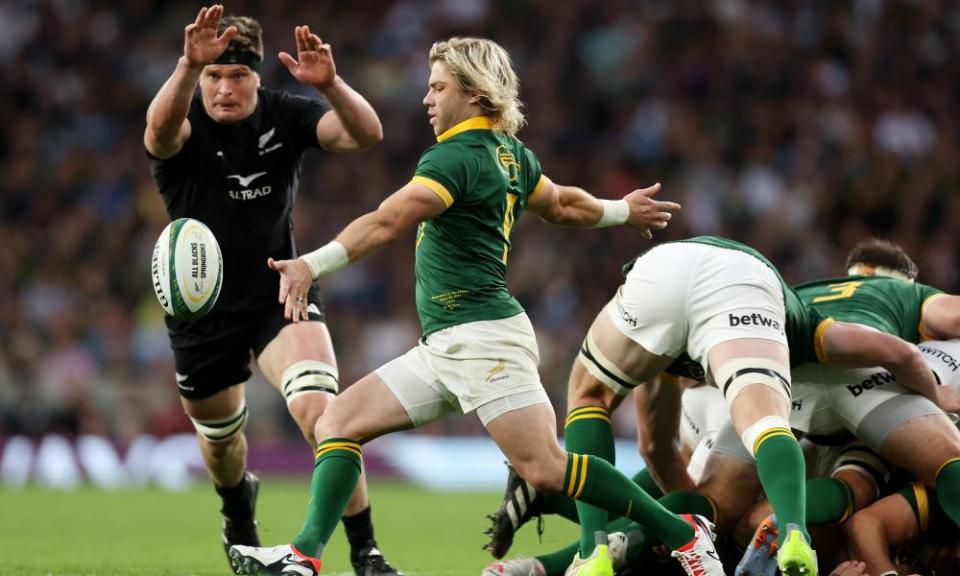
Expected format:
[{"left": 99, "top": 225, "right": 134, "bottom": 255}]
[{"left": 224, "top": 37, "right": 726, "bottom": 576}]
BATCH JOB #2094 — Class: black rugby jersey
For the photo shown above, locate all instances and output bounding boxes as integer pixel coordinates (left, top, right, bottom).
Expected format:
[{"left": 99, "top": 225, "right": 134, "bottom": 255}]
[{"left": 149, "top": 88, "right": 328, "bottom": 312}]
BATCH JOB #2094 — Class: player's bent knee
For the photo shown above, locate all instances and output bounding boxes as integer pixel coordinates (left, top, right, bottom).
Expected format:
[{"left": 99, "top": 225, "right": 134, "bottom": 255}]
[
  {"left": 190, "top": 402, "right": 248, "bottom": 444},
  {"left": 833, "top": 444, "right": 890, "bottom": 503},
  {"left": 714, "top": 356, "right": 791, "bottom": 408},
  {"left": 313, "top": 409, "right": 360, "bottom": 444},
  {"left": 287, "top": 389, "right": 334, "bottom": 435},
  {"left": 514, "top": 463, "right": 562, "bottom": 494},
  {"left": 510, "top": 452, "right": 566, "bottom": 494},
  {"left": 282, "top": 360, "right": 338, "bottom": 406},
  {"left": 576, "top": 331, "right": 643, "bottom": 398}
]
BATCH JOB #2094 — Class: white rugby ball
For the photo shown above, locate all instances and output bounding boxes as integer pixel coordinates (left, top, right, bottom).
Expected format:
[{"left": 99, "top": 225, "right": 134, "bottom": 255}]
[{"left": 151, "top": 218, "right": 223, "bottom": 320}]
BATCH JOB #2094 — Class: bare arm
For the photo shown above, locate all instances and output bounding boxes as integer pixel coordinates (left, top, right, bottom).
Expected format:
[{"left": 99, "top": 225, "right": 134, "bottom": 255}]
[
  {"left": 268, "top": 183, "right": 447, "bottom": 320},
  {"left": 334, "top": 183, "right": 446, "bottom": 260},
  {"left": 314, "top": 77, "right": 383, "bottom": 152},
  {"left": 843, "top": 494, "right": 919, "bottom": 576},
  {"left": 278, "top": 26, "right": 383, "bottom": 152},
  {"left": 820, "top": 320, "right": 960, "bottom": 411},
  {"left": 635, "top": 374, "right": 697, "bottom": 492},
  {"left": 526, "top": 179, "right": 680, "bottom": 238},
  {"left": 921, "top": 294, "right": 960, "bottom": 341},
  {"left": 144, "top": 5, "right": 236, "bottom": 158}
]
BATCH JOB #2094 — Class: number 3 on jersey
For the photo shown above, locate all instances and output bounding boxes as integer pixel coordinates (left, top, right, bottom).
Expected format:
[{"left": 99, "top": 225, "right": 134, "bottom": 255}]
[{"left": 812, "top": 280, "right": 864, "bottom": 303}]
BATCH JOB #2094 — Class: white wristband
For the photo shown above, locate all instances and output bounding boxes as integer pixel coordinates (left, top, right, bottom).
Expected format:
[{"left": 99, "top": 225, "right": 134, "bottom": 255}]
[
  {"left": 594, "top": 199, "right": 630, "bottom": 228},
  {"left": 299, "top": 241, "right": 349, "bottom": 279}
]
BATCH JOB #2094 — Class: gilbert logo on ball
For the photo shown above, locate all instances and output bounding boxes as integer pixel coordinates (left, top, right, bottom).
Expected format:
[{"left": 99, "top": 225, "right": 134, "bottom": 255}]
[{"left": 151, "top": 218, "right": 223, "bottom": 320}]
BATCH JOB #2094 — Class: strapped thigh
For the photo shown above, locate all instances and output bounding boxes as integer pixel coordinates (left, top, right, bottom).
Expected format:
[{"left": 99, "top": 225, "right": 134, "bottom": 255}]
[{"left": 577, "top": 330, "right": 645, "bottom": 396}]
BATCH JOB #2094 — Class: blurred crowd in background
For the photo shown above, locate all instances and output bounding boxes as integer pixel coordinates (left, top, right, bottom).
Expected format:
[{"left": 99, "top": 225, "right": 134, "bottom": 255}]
[{"left": 2, "top": 0, "right": 959, "bottom": 446}]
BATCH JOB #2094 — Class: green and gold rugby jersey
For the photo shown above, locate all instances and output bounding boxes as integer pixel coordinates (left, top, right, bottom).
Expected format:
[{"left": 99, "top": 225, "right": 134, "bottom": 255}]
[
  {"left": 796, "top": 275, "right": 943, "bottom": 343},
  {"left": 410, "top": 116, "right": 547, "bottom": 335}
]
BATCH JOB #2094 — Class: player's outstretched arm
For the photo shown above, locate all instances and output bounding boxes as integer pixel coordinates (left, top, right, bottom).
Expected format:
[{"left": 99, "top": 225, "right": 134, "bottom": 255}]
[
  {"left": 635, "top": 374, "right": 697, "bottom": 492},
  {"left": 279, "top": 25, "right": 383, "bottom": 152},
  {"left": 526, "top": 179, "right": 680, "bottom": 238},
  {"left": 145, "top": 4, "right": 236, "bottom": 158},
  {"left": 819, "top": 321, "right": 960, "bottom": 412},
  {"left": 269, "top": 183, "right": 447, "bottom": 321}
]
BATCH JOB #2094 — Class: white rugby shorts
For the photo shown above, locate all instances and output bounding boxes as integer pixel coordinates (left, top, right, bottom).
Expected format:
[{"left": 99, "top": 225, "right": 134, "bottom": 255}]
[
  {"left": 375, "top": 313, "right": 550, "bottom": 427},
  {"left": 606, "top": 242, "right": 789, "bottom": 377},
  {"left": 791, "top": 361, "right": 943, "bottom": 450}
]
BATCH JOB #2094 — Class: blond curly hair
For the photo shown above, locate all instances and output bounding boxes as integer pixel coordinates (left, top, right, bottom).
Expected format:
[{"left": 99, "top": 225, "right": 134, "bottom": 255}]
[{"left": 429, "top": 38, "right": 526, "bottom": 136}]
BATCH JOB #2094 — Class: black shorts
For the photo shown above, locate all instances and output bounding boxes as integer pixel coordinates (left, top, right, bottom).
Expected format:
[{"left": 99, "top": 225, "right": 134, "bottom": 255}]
[{"left": 166, "top": 285, "right": 325, "bottom": 400}]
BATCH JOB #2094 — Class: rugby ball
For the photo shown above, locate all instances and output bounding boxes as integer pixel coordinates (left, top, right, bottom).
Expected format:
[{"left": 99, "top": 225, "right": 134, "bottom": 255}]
[{"left": 151, "top": 218, "right": 223, "bottom": 320}]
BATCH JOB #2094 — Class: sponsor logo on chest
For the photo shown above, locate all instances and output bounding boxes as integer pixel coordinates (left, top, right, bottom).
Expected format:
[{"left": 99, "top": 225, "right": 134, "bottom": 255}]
[
  {"left": 221, "top": 127, "right": 283, "bottom": 201},
  {"left": 225, "top": 171, "right": 271, "bottom": 201}
]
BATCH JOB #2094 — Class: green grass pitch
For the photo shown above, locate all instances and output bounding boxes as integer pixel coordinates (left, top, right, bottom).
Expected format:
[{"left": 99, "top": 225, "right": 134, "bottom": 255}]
[{"left": 0, "top": 479, "right": 580, "bottom": 575}]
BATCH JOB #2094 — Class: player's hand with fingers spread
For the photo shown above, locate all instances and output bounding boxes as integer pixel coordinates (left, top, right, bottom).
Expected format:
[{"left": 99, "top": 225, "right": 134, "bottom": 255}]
[
  {"left": 183, "top": 4, "right": 237, "bottom": 68},
  {"left": 267, "top": 257, "right": 313, "bottom": 322},
  {"left": 279, "top": 25, "right": 337, "bottom": 89},
  {"left": 622, "top": 183, "right": 681, "bottom": 240}
]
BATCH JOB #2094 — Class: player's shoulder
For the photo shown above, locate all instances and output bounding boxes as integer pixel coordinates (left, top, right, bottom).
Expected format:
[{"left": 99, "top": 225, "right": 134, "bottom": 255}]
[
  {"left": 419, "top": 137, "right": 476, "bottom": 163},
  {"left": 856, "top": 275, "right": 939, "bottom": 299},
  {"left": 260, "top": 87, "right": 327, "bottom": 118}
]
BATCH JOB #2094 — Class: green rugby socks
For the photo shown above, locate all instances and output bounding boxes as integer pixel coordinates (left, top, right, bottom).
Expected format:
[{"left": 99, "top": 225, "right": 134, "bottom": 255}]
[
  {"left": 564, "top": 406, "right": 615, "bottom": 556},
  {"left": 753, "top": 429, "right": 809, "bottom": 545},
  {"left": 935, "top": 458, "right": 960, "bottom": 526},
  {"left": 292, "top": 438, "right": 363, "bottom": 557},
  {"left": 564, "top": 452, "right": 694, "bottom": 549},
  {"left": 805, "top": 477, "right": 854, "bottom": 526}
]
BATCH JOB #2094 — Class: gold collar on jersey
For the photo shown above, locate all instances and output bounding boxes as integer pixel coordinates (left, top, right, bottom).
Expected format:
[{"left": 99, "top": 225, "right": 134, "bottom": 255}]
[{"left": 436, "top": 116, "right": 493, "bottom": 142}]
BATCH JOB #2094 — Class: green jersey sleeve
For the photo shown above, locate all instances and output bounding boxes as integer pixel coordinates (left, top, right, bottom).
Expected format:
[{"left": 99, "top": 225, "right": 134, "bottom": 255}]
[
  {"left": 521, "top": 147, "right": 547, "bottom": 199},
  {"left": 412, "top": 142, "right": 471, "bottom": 207}
]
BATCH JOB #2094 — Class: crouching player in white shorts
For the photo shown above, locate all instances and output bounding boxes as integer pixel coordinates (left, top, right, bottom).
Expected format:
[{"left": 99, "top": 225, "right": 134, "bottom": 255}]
[{"left": 551, "top": 236, "right": 942, "bottom": 576}]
